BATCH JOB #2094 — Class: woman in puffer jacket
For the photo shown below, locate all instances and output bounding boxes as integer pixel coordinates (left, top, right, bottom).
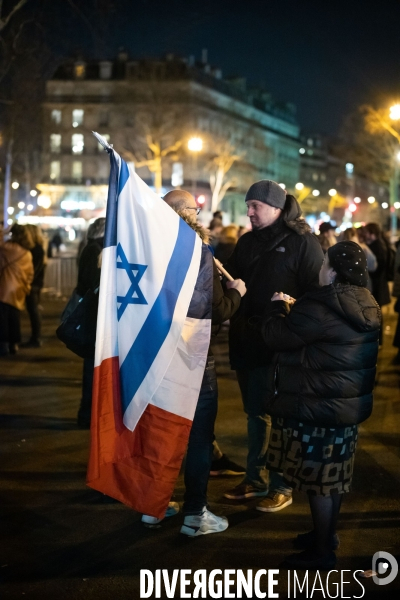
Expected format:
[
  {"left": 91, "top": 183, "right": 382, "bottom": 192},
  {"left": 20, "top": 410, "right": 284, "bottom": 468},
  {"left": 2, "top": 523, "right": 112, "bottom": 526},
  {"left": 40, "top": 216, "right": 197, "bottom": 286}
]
[{"left": 261, "top": 241, "right": 380, "bottom": 569}]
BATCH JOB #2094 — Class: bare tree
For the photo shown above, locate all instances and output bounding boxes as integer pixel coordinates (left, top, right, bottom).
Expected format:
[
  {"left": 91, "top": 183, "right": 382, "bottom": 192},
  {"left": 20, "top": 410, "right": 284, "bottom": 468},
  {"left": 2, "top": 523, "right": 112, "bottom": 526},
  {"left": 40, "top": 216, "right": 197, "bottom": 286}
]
[
  {"left": 0, "top": 0, "right": 29, "bottom": 32},
  {"left": 207, "top": 140, "right": 243, "bottom": 213},
  {"left": 120, "top": 81, "right": 185, "bottom": 194}
]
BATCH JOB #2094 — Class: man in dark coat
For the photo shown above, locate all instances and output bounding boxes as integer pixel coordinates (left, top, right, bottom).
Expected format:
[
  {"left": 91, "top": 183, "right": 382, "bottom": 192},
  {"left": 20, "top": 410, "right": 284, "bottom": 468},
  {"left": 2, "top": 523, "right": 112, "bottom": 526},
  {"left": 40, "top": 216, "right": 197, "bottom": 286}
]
[
  {"left": 142, "top": 189, "right": 246, "bottom": 536},
  {"left": 224, "top": 180, "right": 324, "bottom": 510}
]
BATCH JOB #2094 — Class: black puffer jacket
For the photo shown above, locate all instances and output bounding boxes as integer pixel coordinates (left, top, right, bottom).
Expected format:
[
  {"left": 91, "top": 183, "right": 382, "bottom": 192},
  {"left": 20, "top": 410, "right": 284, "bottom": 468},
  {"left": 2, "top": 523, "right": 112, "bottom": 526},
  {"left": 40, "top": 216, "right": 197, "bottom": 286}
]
[
  {"left": 261, "top": 284, "right": 380, "bottom": 426},
  {"left": 226, "top": 195, "right": 324, "bottom": 369}
]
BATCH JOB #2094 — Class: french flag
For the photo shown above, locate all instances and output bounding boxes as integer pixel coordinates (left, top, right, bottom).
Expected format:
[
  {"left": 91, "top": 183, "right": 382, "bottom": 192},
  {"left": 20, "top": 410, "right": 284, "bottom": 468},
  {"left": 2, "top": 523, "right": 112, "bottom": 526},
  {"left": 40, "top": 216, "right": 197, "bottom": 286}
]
[{"left": 87, "top": 139, "right": 212, "bottom": 518}]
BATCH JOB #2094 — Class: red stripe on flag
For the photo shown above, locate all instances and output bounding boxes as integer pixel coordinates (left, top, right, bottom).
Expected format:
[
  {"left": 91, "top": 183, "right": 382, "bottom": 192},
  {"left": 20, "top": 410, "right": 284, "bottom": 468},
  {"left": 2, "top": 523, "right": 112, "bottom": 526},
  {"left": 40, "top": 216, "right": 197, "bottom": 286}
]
[{"left": 87, "top": 357, "right": 192, "bottom": 518}]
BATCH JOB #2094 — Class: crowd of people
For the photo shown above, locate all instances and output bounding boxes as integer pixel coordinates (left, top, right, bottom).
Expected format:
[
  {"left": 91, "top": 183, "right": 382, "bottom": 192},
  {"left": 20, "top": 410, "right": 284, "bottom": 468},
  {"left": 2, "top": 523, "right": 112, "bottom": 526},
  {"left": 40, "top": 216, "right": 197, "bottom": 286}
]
[{"left": 1, "top": 179, "right": 400, "bottom": 569}]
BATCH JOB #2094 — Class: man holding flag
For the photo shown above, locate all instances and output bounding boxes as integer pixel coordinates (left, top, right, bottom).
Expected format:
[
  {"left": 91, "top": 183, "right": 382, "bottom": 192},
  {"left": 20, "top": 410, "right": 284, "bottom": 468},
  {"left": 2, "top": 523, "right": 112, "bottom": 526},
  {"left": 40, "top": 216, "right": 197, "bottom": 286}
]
[{"left": 87, "top": 137, "right": 245, "bottom": 536}]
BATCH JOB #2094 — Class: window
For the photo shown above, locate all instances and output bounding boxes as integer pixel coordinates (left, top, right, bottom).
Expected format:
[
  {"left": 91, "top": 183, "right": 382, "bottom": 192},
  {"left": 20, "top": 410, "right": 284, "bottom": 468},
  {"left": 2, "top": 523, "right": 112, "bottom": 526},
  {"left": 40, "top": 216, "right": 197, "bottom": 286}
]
[
  {"left": 99, "top": 61, "right": 112, "bottom": 80},
  {"left": 50, "top": 161, "right": 60, "bottom": 181},
  {"left": 312, "top": 173, "right": 318, "bottom": 181},
  {"left": 72, "top": 161, "right": 82, "bottom": 181},
  {"left": 99, "top": 110, "right": 109, "bottom": 126},
  {"left": 97, "top": 133, "right": 110, "bottom": 151},
  {"left": 72, "top": 133, "right": 84, "bottom": 154},
  {"left": 50, "top": 134, "right": 61, "bottom": 153},
  {"left": 51, "top": 109, "right": 62, "bottom": 124},
  {"left": 72, "top": 109, "right": 84, "bottom": 127},
  {"left": 74, "top": 63, "right": 86, "bottom": 79}
]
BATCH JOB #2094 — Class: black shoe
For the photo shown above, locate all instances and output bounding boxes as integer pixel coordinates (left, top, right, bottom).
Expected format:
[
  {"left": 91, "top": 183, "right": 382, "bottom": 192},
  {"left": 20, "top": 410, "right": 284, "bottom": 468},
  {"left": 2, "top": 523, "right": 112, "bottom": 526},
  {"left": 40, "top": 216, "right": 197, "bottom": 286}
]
[
  {"left": 20, "top": 339, "right": 42, "bottom": 348},
  {"left": 210, "top": 454, "right": 246, "bottom": 476},
  {"left": 294, "top": 530, "right": 340, "bottom": 550},
  {"left": 285, "top": 549, "right": 337, "bottom": 570}
]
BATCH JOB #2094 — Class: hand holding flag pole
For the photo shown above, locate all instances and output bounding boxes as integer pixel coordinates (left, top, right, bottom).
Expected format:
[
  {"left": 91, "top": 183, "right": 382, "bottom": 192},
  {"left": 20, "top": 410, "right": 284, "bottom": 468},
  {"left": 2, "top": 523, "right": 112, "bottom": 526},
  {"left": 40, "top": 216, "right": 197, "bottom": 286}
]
[{"left": 214, "top": 258, "right": 234, "bottom": 281}]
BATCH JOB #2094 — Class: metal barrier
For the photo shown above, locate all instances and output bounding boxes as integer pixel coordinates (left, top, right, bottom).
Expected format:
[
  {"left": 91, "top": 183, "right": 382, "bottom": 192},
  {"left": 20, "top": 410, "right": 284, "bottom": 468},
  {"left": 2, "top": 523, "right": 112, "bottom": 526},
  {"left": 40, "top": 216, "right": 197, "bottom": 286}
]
[{"left": 43, "top": 257, "right": 78, "bottom": 297}]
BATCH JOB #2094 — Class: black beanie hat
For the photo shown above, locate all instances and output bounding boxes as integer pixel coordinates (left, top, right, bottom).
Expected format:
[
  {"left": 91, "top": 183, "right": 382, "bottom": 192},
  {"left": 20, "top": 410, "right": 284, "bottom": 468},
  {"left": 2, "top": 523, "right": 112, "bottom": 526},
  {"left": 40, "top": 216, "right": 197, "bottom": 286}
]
[
  {"left": 327, "top": 241, "right": 368, "bottom": 287},
  {"left": 245, "top": 180, "right": 286, "bottom": 209}
]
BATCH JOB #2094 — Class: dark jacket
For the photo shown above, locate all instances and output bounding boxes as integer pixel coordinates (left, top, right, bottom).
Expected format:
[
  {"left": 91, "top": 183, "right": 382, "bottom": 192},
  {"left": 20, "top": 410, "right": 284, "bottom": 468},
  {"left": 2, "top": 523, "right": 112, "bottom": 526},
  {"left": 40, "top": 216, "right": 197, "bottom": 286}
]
[
  {"left": 30, "top": 243, "right": 45, "bottom": 289},
  {"left": 368, "top": 238, "right": 391, "bottom": 307},
  {"left": 187, "top": 240, "right": 241, "bottom": 344},
  {"left": 226, "top": 196, "right": 324, "bottom": 369},
  {"left": 261, "top": 284, "right": 380, "bottom": 427},
  {"left": 76, "top": 238, "right": 103, "bottom": 297}
]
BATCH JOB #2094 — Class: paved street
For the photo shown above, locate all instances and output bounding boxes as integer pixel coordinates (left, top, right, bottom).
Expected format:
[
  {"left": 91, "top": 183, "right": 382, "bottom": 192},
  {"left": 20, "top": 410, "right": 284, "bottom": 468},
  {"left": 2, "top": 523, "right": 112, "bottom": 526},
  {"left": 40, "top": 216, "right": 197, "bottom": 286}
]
[{"left": 1, "top": 298, "right": 399, "bottom": 599}]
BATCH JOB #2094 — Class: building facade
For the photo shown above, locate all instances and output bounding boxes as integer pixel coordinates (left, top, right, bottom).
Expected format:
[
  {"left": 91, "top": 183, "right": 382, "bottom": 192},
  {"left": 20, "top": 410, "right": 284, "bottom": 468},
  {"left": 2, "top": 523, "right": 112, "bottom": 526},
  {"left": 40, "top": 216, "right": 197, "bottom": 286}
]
[{"left": 38, "top": 53, "right": 300, "bottom": 225}]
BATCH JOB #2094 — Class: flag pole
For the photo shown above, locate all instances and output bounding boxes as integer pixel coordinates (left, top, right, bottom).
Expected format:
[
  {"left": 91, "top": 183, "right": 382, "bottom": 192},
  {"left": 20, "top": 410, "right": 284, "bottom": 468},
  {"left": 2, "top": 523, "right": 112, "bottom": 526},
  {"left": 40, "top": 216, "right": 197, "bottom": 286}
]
[{"left": 213, "top": 258, "right": 234, "bottom": 281}]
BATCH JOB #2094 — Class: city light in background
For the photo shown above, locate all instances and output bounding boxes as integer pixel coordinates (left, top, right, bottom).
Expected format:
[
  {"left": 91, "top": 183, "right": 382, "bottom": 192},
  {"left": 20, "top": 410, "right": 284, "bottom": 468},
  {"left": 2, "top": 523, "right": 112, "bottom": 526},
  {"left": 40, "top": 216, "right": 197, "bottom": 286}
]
[
  {"left": 328, "top": 189, "right": 337, "bottom": 196},
  {"left": 312, "top": 189, "right": 320, "bottom": 196},
  {"left": 30, "top": 190, "right": 38, "bottom": 197},
  {"left": 18, "top": 201, "right": 25, "bottom": 209},
  {"left": 389, "top": 103, "right": 400, "bottom": 120},
  {"left": 382, "top": 202, "right": 389, "bottom": 209},
  {"left": 295, "top": 182, "right": 304, "bottom": 190},
  {"left": 368, "top": 196, "right": 375, "bottom": 204},
  {"left": 197, "top": 195, "right": 206, "bottom": 205},
  {"left": 278, "top": 183, "right": 286, "bottom": 189},
  {"left": 187, "top": 137, "right": 203, "bottom": 152},
  {"left": 11, "top": 181, "right": 19, "bottom": 189},
  {"left": 354, "top": 197, "right": 361, "bottom": 203}
]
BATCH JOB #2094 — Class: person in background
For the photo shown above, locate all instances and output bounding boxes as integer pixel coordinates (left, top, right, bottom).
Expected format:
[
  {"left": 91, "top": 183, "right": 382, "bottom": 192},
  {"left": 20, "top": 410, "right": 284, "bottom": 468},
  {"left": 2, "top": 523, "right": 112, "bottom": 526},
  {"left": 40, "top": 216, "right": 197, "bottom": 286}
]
[
  {"left": 237, "top": 225, "right": 249, "bottom": 239},
  {"left": 261, "top": 241, "right": 380, "bottom": 569},
  {"left": 214, "top": 225, "right": 239, "bottom": 264},
  {"left": 318, "top": 222, "right": 337, "bottom": 252},
  {"left": 21, "top": 224, "right": 46, "bottom": 348},
  {"left": 363, "top": 223, "right": 390, "bottom": 345},
  {"left": 341, "top": 227, "right": 377, "bottom": 291},
  {"left": 391, "top": 241, "right": 400, "bottom": 364},
  {"left": 0, "top": 224, "right": 34, "bottom": 356},
  {"left": 75, "top": 218, "right": 105, "bottom": 428},
  {"left": 208, "top": 218, "right": 223, "bottom": 249}
]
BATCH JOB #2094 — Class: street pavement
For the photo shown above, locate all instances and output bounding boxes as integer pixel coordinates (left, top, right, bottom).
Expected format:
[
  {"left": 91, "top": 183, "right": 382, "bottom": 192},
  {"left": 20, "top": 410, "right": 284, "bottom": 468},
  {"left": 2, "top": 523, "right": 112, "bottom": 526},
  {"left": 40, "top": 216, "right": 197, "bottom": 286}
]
[{"left": 0, "top": 298, "right": 399, "bottom": 599}]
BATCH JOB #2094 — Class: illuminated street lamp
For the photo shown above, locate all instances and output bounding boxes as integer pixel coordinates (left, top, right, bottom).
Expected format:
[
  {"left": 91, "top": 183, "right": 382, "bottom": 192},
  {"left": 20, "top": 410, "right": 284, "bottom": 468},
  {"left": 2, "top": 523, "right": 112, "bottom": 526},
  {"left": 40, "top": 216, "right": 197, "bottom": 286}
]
[
  {"left": 395, "top": 202, "right": 400, "bottom": 210},
  {"left": 354, "top": 197, "right": 361, "bottom": 203},
  {"left": 312, "top": 189, "right": 320, "bottom": 197},
  {"left": 328, "top": 189, "right": 337, "bottom": 196},
  {"left": 30, "top": 190, "right": 38, "bottom": 197},
  {"left": 349, "top": 203, "right": 357, "bottom": 213},
  {"left": 27, "top": 204, "right": 34, "bottom": 211},
  {"left": 389, "top": 104, "right": 400, "bottom": 120},
  {"left": 11, "top": 181, "right": 19, "bottom": 190},
  {"left": 382, "top": 202, "right": 389, "bottom": 209},
  {"left": 278, "top": 183, "right": 286, "bottom": 189},
  {"left": 188, "top": 137, "right": 203, "bottom": 196},
  {"left": 18, "top": 201, "right": 25, "bottom": 209},
  {"left": 295, "top": 182, "right": 304, "bottom": 190},
  {"left": 368, "top": 196, "right": 375, "bottom": 204},
  {"left": 7, "top": 206, "right": 14, "bottom": 215}
]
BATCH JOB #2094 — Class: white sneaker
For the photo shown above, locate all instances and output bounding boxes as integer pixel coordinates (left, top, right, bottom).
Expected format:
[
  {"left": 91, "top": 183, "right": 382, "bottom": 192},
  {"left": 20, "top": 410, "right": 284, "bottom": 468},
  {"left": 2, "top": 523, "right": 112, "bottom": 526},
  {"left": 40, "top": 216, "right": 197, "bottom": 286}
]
[
  {"left": 141, "top": 502, "right": 180, "bottom": 527},
  {"left": 180, "top": 507, "right": 229, "bottom": 537}
]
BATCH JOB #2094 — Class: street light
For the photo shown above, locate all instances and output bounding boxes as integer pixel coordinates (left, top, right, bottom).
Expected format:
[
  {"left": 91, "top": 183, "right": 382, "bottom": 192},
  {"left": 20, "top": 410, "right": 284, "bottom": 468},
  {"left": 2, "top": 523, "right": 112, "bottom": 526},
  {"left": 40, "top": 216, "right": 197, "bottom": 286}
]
[
  {"left": 312, "top": 189, "right": 320, "bottom": 197},
  {"left": 278, "top": 183, "right": 286, "bottom": 189},
  {"left": 328, "top": 189, "right": 337, "bottom": 196},
  {"left": 7, "top": 206, "right": 14, "bottom": 214},
  {"left": 354, "top": 197, "right": 361, "bottom": 203},
  {"left": 30, "top": 190, "right": 38, "bottom": 197},
  {"left": 368, "top": 196, "right": 375, "bottom": 204},
  {"left": 295, "top": 182, "right": 304, "bottom": 190},
  {"left": 188, "top": 137, "right": 203, "bottom": 196},
  {"left": 18, "top": 201, "right": 25, "bottom": 209},
  {"left": 11, "top": 181, "right": 19, "bottom": 190},
  {"left": 389, "top": 104, "right": 400, "bottom": 120},
  {"left": 382, "top": 202, "right": 389, "bottom": 209}
]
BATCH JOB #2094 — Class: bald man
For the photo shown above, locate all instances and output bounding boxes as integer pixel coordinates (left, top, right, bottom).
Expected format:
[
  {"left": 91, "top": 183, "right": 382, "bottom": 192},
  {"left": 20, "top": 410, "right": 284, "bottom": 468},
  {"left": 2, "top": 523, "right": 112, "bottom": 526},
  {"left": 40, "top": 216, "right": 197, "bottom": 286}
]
[{"left": 143, "top": 190, "right": 246, "bottom": 536}]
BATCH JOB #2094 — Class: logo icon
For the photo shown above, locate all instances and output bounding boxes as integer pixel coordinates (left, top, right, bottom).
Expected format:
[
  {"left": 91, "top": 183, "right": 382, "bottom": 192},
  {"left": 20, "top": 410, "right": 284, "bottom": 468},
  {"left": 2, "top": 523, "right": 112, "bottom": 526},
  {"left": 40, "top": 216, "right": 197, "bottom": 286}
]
[{"left": 372, "top": 551, "right": 398, "bottom": 586}]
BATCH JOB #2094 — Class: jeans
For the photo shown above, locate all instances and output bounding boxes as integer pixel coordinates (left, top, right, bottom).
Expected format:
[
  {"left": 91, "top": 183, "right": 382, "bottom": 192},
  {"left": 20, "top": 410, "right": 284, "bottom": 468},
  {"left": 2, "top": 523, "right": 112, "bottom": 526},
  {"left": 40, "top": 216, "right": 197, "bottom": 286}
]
[
  {"left": 183, "top": 357, "right": 218, "bottom": 514},
  {"left": 25, "top": 287, "right": 42, "bottom": 342},
  {"left": 236, "top": 367, "right": 292, "bottom": 496}
]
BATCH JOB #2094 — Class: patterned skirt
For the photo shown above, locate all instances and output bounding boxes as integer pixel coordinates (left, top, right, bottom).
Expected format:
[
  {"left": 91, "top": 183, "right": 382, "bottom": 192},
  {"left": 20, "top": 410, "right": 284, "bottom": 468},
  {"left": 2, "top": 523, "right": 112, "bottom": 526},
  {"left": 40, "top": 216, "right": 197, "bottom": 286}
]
[{"left": 266, "top": 417, "right": 358, "bottom": 496}]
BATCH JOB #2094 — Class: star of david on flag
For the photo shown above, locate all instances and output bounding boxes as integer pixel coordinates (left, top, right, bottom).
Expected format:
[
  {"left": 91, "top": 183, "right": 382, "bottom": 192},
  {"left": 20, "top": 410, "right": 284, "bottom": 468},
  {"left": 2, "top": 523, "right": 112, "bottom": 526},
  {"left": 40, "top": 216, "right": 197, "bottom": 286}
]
[
  {"left": 116, "top": 243, "right": 147, "bottom": 320},
  {"left": 87, "top": 133, "right": 213, "bottom": 519}
]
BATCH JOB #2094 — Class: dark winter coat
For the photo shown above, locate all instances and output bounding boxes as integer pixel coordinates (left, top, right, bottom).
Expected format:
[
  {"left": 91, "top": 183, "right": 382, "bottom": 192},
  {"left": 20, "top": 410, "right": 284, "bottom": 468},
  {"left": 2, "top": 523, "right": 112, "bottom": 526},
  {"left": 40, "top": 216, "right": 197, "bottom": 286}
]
[
  {"left": 76, "top": 238, "right": 103, "bottom": 297},
  {"left": 30, "top": 243, "right": 45, "bottom": 289},
  {"left": 225, "top": 196, "right": 324, "bottom": 369},
  {"left": 368, "top": 238, "right": 391, "bottom": 307},
  {"left": 261, "top": 284, "right": 381, "bottom": 427}
]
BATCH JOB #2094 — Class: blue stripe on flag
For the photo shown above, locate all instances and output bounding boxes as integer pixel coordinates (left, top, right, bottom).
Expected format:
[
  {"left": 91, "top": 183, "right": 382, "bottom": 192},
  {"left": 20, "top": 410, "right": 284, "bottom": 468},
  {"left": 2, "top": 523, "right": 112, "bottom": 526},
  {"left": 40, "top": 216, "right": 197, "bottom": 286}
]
[
  {"left": 104, "top": 155, "right": 130, "bottom": 248},
  {"left": 119, "top": 218, "right": 196, "bottom": 414}
]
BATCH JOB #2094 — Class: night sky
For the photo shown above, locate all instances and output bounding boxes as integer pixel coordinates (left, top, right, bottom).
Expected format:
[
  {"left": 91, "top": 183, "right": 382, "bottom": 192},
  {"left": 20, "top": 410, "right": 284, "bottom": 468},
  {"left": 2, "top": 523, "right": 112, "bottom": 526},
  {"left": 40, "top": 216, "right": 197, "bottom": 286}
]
[{"left": 12, "top": 0, "right": 400, "bottom": 136}]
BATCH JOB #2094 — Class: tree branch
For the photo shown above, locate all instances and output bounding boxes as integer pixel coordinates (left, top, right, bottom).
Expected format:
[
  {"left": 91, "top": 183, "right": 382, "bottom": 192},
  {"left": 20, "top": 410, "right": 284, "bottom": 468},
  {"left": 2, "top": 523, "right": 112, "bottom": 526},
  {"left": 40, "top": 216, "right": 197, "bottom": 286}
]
[{"left": 0, "top": 0, "right": 29, "bottom": 32}]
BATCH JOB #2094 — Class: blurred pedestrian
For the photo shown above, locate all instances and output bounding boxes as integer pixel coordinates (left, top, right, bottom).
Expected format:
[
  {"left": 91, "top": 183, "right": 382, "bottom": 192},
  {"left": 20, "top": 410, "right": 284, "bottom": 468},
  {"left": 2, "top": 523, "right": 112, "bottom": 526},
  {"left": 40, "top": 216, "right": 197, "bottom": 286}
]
[
  {"left": 0, "top": 224, "right": 34, "bottom": 356},
  {"left": 208, "top": 218, "right": 223, "bottom": 249},
  {"left": 21, "top": 225, "right": 46, "bottom": 348},
  {"left": 214, "top": 225, "right": 239, "bottom": 264},
  {"left": 318, "top": 221, "right": 337, "bottom": 252},
  {"left": 224, "top": 180, "right": 324, "bottom": 509},
  {"left": 363, "top": 223, "right": 391, "bottom": 345},
  {"left": 75, "top": 217, "right": 105, "bottom": 428},
  {"left": 261, "top": 241, "right": 380, "bottom": 569},
  {"left": 48, "top": 231, "right": 62, "bottom": 258},
  {"left": 392, "top": 241, "right": 400, "bottom": 364}
]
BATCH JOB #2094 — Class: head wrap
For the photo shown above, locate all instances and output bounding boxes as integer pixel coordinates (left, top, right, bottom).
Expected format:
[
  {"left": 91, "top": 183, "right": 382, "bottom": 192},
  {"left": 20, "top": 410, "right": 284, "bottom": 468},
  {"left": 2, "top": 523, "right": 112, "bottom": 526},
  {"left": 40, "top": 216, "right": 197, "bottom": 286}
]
[{"left": 327, "top": 241, "right": 368, "bottom": 287}]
